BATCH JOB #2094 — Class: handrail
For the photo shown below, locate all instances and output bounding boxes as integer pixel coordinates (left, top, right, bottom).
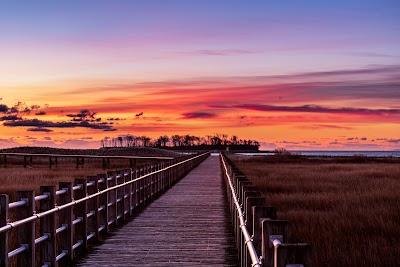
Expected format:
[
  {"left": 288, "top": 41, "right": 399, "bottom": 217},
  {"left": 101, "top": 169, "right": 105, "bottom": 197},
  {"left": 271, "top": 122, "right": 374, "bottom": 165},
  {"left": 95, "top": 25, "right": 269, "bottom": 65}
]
[
  {"left": 0, "top": 152, "right": 174, "bottom": 160},
  {"left": 0, "top": 151, "right": 209, "bottom": 266},
  {"left": 220, "top": 153, "right": 261, "bottom": 267},
  {"left": 1, "top": 152, "right": 209, "bottom": 234}
]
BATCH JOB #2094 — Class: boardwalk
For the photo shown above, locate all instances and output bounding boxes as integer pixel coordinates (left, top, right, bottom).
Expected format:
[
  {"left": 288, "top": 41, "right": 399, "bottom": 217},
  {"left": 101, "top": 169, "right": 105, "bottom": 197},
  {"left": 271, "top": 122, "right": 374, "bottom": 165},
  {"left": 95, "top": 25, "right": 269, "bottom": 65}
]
[{"left": 75, "top": 155, "right": 239, "bottom": 266}]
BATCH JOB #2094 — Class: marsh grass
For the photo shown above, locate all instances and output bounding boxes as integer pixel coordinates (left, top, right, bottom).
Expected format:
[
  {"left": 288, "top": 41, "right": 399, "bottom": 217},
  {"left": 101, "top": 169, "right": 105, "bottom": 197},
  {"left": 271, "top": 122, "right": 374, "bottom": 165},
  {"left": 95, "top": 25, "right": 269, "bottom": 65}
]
[
  {"left": 0, "top": 157, "right": 155, "bottom": 266},
  {"left": 231, "top": 155, "right": 400, "bottom": 266}
]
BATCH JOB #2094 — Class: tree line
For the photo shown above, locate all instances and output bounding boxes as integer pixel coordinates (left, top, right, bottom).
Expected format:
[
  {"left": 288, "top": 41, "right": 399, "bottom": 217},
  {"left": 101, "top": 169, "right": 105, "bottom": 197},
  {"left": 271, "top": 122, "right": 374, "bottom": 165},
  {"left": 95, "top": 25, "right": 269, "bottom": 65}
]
[{"left": 100, "top": 134, "right": 260, "bottom": 148}]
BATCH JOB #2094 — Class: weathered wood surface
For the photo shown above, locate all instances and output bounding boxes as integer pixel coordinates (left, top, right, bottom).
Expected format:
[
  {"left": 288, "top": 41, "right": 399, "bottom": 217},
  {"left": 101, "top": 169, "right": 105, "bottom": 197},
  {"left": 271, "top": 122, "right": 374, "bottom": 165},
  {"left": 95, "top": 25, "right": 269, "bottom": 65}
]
[{"left": 74, "top": 155, "right": 238, "bottom": 266}]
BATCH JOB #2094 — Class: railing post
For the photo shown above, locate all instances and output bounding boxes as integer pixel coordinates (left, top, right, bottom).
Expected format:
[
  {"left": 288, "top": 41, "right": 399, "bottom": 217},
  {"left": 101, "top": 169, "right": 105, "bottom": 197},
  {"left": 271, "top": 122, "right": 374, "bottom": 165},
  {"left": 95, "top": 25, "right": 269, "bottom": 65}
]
[
  {"left": 274, "top": 243, "right": 312, "bottom": 267},
  {"left": 244, "top": 196, "right": 266, "bottom": 234},
  {"left": 107, "top": 171, "right": 117, "bottom": 227},
  {"left": 97, "top": 174, "right": 109, "bottom": 234},
  {"left": 116, "top": 170, "right": 125, "bottom": 223},
  {"left": 139, "top": 168, "right": 144, "bottom": 208},
  {"left": 125, "top": 169, "right": 133, "bottom": 216},
  {"left": 16, "top": 190, "right": 35, "bottom": 267},
  {"left": 261, "top": 219, "right": 289, "bottom": 267},
  {"left": 252, "top": 206, "right": 277, "bottom": 254},
  {"left": 132, "top": 168, "right": 138, "bottom": 211},
  {"left": 74, "top": 178, "right": 87, "bottom": 255},
  {"left": 58, "top": 182, "right": 73, "bottom": 263},
  {"left": 40, "top": 185, "right": 56, "bottom": 267},
  {"left": 87, "top": 176, "right": 99, "bottom": 242},
  {"left": 0, "top": 195, "right": 9, "bottom": 267}
]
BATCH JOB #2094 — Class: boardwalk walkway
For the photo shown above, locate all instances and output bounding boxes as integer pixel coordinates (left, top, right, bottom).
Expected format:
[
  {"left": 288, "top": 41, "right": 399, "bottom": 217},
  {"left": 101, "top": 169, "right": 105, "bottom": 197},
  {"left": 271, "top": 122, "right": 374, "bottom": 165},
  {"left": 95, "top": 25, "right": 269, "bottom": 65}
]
[{"left": 75, "top": 155, "right": 239, "bottom": 266}]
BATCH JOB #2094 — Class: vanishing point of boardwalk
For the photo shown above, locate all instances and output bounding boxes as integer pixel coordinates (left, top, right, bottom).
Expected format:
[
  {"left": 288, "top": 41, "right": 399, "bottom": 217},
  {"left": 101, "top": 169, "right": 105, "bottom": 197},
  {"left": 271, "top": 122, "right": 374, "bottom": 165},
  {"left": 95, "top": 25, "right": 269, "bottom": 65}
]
[{"left": 75, "top": 155, "right": 239, "bottom": 266}]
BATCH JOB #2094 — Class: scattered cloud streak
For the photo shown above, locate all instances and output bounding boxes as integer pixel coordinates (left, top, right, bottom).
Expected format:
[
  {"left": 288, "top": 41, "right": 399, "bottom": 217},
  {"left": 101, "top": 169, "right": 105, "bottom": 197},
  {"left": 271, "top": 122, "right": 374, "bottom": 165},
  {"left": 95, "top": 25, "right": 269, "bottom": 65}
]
[
  {"left": 181, "top": 112, "right": 217, "bottom": 119},
  {"left": 210, "top": 104, "right": 400, "bottom": 115},
  {"left": 4, "top": 119, "right": 115, "bottom": 131}
]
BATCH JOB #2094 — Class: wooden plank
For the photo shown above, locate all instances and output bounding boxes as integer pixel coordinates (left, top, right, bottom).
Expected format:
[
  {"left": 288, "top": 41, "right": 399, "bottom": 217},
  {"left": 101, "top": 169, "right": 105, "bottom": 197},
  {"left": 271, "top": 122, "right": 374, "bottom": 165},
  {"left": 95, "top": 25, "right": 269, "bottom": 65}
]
[{"left": 74, "top": 155, "right": 238, "bottom": 267}]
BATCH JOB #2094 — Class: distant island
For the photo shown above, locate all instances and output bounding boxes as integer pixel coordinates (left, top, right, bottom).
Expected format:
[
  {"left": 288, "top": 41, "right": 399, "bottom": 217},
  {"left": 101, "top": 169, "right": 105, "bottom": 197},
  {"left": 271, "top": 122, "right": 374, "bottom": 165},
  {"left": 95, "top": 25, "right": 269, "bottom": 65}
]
[{"left": 100, "top": 134, "right": 260, "bottom": 151}]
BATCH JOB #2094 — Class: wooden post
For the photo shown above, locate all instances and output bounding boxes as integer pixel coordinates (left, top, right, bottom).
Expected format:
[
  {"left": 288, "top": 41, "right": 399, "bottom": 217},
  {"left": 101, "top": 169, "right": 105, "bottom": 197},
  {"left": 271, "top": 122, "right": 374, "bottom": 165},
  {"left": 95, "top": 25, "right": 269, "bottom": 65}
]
[
  {"left": 40, "top": 185, "right": 56, "bottom": 267},
  {"left": 73, "top": 178, "right": 87, "bottom": 255},
  {"left": 87, "top": 176, "right": 99, "bottom": 242},
  {"left": 244, "top": 196, "right": 265, "bottom": 233},
  {"left": 125, "top": 169, "right": 133, "bottom": 216},
  {"left": 102, "top": 158, "right": 110, "bottom": 169},
  {"left": 107, "top": 172, "right": 117, "bottom": 227},
  {"left": 0, "top": 195, "right": 9, "bottom": 267},
  {"left": 116, "top": 171, "right": 125, "bottom": 224},
  {"left": 252, "top": 206, "right": 277, "bottom": 254},
  {"left": 133, "top": 168, "right": 138, "bottom": 210},
  {"left": 138, "top": 168, "right": 144, "bottom": 208},
  {"left": 261, "top": 219, "right": 289, "bottom": 267},
  {"left": 274, "top": 243, "right": 312, "bottom": 267},
  {"left": 16, "top": 190, "right": 35, "bottom": 267},
  {"left": 97, "top": 174, "right": 109, "bottom": 234},
  {"left": 58, "top": 182, "right": 73, "bottom": 263},
  {"left": 49, "top": 157, "right": 58, "bottom": 169},
  {"left": 0, "top": 155, "right": 6, "bottom": 168}
]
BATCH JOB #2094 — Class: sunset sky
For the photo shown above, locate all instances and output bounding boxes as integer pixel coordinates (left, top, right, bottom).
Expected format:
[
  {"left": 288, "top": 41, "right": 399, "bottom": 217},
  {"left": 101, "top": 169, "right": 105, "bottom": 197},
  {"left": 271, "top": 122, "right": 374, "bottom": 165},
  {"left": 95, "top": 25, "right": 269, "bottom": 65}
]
[{"left": 1, "top": 0, "right": 400, "bottom": 150}]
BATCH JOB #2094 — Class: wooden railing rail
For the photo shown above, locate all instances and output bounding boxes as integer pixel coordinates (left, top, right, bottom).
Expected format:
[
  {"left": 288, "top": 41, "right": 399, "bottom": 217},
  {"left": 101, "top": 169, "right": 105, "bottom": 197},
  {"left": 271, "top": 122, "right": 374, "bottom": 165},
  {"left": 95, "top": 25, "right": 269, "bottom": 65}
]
[
  {"left": 0, "top": 152, "right": 209, "bottom": 267},
  {"left": 220, "top": 153, "right": 312, "bottom": 267},
  {"left": 0, "top": 153, "right": 174, "bottom": 169}
]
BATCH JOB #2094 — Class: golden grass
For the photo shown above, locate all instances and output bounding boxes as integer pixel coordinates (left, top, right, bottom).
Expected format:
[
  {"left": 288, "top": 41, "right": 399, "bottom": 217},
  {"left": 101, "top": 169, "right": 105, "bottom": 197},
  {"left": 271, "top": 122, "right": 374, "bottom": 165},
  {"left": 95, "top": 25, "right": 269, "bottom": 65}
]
[
  {"left": 0, "top": 158, "right": 155, "bottom": 266},
  {"left": 0, "top": 157, "right": 152, "bottom": 200},
  {"left": 231, "top": 156, "right": 400, "bottom": 267}
]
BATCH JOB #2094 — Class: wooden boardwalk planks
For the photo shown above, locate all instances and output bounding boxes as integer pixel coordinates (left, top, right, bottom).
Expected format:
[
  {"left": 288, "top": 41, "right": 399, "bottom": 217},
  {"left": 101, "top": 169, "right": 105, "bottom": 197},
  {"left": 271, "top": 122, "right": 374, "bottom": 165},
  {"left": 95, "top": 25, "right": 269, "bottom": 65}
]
[{"left": 74, "top": 155, "right": 239, "bottom": 266}]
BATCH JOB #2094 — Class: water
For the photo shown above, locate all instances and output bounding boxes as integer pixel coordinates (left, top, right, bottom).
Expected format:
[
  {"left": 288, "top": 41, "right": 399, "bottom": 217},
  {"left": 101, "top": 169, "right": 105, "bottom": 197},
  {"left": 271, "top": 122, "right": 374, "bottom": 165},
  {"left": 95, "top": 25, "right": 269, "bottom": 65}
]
[{"left": 236, "top": 151, "right": 400, "bottom": 157}]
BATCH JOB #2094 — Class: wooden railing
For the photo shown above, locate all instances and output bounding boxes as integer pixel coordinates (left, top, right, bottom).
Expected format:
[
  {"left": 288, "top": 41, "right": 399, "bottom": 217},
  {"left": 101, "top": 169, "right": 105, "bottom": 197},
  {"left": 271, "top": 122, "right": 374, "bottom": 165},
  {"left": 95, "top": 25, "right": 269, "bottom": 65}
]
[
  {"left": 0, "top": 153, "right": 174, "bottom": 169},
  {"left": 220, "top": 153, "right": 313, "bottom": 267},
  {"left": 0, "top": 152, "right": 209, "bottom": 267}
]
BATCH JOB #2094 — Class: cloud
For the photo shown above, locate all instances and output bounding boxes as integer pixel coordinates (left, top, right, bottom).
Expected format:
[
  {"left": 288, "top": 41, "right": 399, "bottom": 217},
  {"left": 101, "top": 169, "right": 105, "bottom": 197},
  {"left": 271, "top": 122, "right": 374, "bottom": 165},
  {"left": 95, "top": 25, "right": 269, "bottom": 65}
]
[
  {"left": 360, "top": 137, "right": 367, "bottom": 141},
  {"left": 0, "top": 115, "right": 22, "bottom": 121},
  {"left": 188, "top": 49, "right": 258, "bottom": 56},
  {"left": 35, "top": 111, "right": 46, "bottom": 115},
  {"left": 0, "top": 138, "right": 20, "bottom": 148},
  {"left": 210, "top": 104, "right": 400, "bottom": 115},
  {"left": 27, "top": 127, "right": 53, "bottom": 132},
  {"left": 379, "top": 138, "right": 400, "bottom": 143},
  {"left": 181, "top": 112, "right": 217, "bottom": 119},
  {"left": 4, "top": 119, "right": 115, "bottom": 131},
  {"left": 298, "top": 124, "right": 354, "bottom": 130},
  {"left": 66, "top": 109, "right": 99, "bottom": 122},
  {"left": 107, "top": 117, "right": 126, "bottom": 121},
  {"left": 0, "top": 104, "right": 8, "bottom": 113},
  {"left": 329, "top": 141, "right": 341, "bottom": 145}
]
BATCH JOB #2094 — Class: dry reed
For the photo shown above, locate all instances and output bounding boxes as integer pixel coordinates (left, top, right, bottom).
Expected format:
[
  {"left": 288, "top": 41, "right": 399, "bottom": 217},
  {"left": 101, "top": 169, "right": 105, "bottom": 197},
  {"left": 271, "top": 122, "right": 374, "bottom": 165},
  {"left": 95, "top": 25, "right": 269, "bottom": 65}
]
[{"left": 231, "top": 155, "right": 400, "bottom": 267}]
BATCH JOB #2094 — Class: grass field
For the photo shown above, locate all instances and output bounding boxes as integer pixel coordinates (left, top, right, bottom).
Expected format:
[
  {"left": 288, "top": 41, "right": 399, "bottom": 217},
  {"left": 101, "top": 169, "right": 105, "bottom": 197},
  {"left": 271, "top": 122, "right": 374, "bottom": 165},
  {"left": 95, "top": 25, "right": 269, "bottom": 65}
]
[
  {"left": 230, "top": 155, "right": 400, "bottom": 267},
  {"left": 0, "top": 148, "right": 172, "bottom": 266},
  {"left": 0, "top": 146, "right": 179, "bottom": 199}
]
